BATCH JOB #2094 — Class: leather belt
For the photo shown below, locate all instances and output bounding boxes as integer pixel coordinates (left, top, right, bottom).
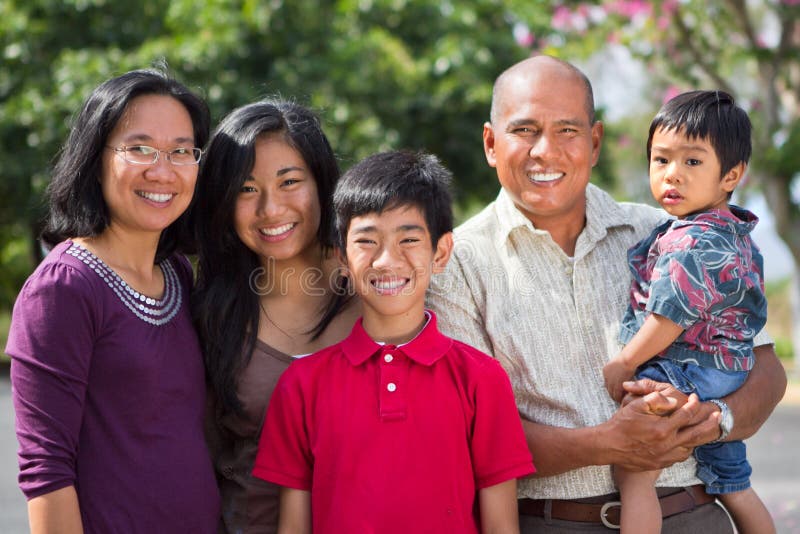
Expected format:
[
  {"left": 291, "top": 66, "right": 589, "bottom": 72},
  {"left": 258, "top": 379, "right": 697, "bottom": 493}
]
[{"left": 518, "top": 484, "right": 715, "bottom": 529}]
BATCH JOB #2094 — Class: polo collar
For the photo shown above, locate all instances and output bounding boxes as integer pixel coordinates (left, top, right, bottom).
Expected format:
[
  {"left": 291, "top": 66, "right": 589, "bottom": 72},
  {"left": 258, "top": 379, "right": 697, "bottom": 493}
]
[
  {"left": 494, "top": 183, "right": 634, "bottom": 243},
  {"left": 341, "top": 311, "right": 453, "bottom": 367}
]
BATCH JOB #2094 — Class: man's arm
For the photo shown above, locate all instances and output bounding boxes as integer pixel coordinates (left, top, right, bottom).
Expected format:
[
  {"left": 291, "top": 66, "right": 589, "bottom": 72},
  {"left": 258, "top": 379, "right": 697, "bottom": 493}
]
[
  {"left": 523, "top": 349, "right": 781, "bottom": 476},
  {"left": 624, "top": 343, "right": 786, "bottom": 445},
  {"left": 524, "top": 389, "right": 718, "bottom": 476},
  {"left": 727, "top": 344, "right": 786, "bottom": 439}
]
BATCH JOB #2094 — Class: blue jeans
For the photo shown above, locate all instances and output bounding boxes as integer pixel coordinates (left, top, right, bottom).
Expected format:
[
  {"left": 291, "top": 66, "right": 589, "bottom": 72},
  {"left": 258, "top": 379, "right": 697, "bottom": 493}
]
[{"left": 636, "top": 359, "right": 751, "bottom": 494}]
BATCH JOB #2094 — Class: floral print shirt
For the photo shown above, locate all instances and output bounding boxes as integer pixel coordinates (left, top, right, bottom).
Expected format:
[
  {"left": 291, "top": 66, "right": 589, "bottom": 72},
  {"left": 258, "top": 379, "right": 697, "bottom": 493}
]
[{"left": 619, "top": 206, "right": 766, "bottom": 372}]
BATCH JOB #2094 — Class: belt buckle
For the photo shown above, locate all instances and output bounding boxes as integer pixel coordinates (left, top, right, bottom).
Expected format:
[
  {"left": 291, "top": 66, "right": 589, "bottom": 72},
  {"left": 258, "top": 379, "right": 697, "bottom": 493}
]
[{"left": 600, "top": 500, "right": 622, "bottom": 529}]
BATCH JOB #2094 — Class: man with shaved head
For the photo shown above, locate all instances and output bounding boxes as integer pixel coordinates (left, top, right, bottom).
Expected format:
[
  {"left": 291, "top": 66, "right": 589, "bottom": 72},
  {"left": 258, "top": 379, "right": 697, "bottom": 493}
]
[{"left": 428, "top": 55, "right": 785, "bottom": 533}]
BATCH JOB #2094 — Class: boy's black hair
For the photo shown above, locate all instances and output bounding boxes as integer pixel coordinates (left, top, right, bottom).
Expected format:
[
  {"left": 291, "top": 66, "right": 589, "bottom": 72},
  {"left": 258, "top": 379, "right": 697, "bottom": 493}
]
[
  {"left": 333, "top": 150, "right": 453, "bottom": 250},
  {"left": 647, "top": 90, "right": 751, "bottom": 178}
]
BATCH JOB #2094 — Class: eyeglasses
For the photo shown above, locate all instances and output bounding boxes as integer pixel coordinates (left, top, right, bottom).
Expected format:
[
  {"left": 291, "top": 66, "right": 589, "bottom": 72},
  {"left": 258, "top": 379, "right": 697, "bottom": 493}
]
[{"left": 108, "top": 145, "right": 203, "bottom": 166}]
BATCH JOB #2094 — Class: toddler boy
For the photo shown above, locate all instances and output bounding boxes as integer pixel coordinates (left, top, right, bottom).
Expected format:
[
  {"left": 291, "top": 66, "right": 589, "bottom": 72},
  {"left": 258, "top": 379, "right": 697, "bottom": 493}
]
[{"left": 603, "top": 90, "right": 774, "bottom": 534}]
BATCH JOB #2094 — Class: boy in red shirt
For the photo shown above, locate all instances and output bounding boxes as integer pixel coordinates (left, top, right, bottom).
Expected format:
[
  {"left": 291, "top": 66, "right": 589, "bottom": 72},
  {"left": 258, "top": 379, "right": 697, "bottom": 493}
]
[{"left": 253, "top": 150, "right": 535, "bottom": 533}]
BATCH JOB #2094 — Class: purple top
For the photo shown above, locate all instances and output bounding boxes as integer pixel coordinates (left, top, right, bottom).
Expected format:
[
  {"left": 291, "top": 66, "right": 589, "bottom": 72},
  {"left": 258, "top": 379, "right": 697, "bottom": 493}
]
[
  {"left": 619, "top": 206, "right": 766, "bottom": 371},
  {"left": 6, "top": 241, "right": 220, "bottom": 533}
]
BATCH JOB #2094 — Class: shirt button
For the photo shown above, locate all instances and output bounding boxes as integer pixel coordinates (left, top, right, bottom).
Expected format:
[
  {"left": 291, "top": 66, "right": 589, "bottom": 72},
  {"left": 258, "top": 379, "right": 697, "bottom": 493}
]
[
  {"left": 387, "top": 383, "right": 397, "bottom": 392},
  {"left": 565, "top": 265, "right": 574, "bottom": 275},
  {"left": 384, "top": 354, "right": 393, "bottom": 363}
]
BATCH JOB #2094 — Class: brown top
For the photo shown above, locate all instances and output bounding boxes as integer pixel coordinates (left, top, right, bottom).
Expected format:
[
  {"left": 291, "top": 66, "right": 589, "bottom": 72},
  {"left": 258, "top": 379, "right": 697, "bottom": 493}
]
[{"left": 209, "top": 339, "right": 293, "bottom": 534}]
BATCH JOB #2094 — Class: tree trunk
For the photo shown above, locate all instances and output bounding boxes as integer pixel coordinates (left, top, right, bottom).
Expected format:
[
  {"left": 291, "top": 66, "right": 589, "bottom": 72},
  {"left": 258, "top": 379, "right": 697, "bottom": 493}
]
[{"left": 762, "top": 172, "right": 800, "bottom": 372}]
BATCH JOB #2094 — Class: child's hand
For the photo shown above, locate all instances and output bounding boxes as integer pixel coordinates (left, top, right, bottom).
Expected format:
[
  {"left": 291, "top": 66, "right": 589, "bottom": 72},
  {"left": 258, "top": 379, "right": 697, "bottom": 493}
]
[{"left": 603, "top": 357, "right": 636, "bottom": 404}]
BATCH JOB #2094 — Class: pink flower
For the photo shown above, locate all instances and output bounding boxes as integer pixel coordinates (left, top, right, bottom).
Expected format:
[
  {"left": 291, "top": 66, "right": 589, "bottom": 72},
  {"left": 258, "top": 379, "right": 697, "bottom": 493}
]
[
  {"left": 662, "top": 0, "right": 679, "bottom": 14},
  {"left": 663, "top": 85, "right": 683, "bottom": 104},
  {"left": 605, "top": 0, "right": 651, "bottom": 19},
  {"left": 657, "top": 15, "right": 670, "bottom": 31},
  {"left": 552, "top": 6, "right": 573, "bottom": 30},
  {"left": 513, "top": 22, "right": 535, "bottom": 47}
]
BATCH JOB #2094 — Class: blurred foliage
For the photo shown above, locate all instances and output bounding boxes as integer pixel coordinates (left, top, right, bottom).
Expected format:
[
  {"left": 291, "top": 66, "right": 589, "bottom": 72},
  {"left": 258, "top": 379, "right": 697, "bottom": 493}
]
[
  {"left": 765, "top": 277, "right": 795, "bottom": 360},
  {"left": 2, "top": 0, "right": 799, "bottom": 314},
  {"left": 528, "top": 0, "right": 800, "bottom": 267},
  {"left": 0, "top": 0, "right": 566, "bottom": 306},
  {"left": 0, "top": 309, "right": 9, "bottom": 361}
]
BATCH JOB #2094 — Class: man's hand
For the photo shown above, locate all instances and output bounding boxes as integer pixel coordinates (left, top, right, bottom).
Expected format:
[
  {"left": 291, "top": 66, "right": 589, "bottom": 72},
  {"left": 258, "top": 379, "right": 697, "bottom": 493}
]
[
  {"left": 603, "top": 357, "right": 636, "bottom": 403},
  {"left": 599, "top": 384, "right": 719, "bottom": 471},
  {"left": 621, "top": 378, "right": 723, "bottom": 446}
]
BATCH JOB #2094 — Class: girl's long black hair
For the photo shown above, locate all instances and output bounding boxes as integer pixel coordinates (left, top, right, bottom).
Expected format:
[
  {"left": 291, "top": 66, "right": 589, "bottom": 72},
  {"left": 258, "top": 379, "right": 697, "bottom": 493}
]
[{"left": 191, "top": 99, "right": 347, "bottom": 413}]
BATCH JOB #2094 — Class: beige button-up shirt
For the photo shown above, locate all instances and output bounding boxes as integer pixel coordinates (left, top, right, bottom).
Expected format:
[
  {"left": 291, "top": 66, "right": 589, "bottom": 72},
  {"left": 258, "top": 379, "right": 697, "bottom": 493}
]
[{"left": 427, "top": 183, "right": 703, "bottom": 499}]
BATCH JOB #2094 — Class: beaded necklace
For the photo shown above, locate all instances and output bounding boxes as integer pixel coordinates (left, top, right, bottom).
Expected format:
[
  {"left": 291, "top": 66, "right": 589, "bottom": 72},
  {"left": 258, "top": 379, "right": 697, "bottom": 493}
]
[{"left": 66, "top": 242, "right": 181, "bottom": 326}]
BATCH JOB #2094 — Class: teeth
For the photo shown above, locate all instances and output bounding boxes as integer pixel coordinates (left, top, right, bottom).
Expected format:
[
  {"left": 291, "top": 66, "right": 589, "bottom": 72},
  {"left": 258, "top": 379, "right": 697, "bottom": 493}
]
[
  {"left": 137, "top": 191, "right": 173, "bottom": 203},
  {"left": 259, "top": 223, "right": 295, "bottom": 236},
  {"left": 528, "top": 172, "right": 562, "bottom": 182},
  {"left": 373, "top": 279, "right": 407, "bottom": 290}
]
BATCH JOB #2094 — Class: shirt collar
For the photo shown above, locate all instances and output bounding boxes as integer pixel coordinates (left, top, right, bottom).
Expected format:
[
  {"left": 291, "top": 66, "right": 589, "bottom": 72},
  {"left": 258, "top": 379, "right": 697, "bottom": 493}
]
[
  {"left": 341, "top": 310, "right": 453, "bottom": 367},
  {"left": 670, "top": 205, "right": 758, "bottom": 236},
  {"left": 494, "top": 183, "right": 634, "bottom": 243}
]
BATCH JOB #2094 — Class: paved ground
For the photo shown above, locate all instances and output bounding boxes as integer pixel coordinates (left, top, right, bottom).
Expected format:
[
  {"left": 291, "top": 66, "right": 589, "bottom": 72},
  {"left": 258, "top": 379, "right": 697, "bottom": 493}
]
[
  {"left": 0, "top": 374, "right": 797, "bottom": 533},
  {"left": 0, "top": 374, "right": 26, "bottom": 532}
]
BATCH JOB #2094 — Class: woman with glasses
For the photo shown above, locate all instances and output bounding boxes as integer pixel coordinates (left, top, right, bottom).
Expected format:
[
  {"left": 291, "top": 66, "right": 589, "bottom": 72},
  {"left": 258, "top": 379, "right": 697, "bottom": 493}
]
[
  {"left": 5, "top": 69, "right": 220, "bottom": 533},
  {"left": 191, "top": 99, "right": 360, "bottom": 533}
]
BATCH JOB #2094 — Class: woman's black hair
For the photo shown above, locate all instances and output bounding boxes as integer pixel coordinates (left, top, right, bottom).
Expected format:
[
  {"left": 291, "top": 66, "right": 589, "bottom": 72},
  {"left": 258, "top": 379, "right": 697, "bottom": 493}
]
[
  {"left": 191, "top": 98, "right": 346, "bottom": 413},
  {"left": 41, "top": 68, "right": 210, "bottom": 262}
]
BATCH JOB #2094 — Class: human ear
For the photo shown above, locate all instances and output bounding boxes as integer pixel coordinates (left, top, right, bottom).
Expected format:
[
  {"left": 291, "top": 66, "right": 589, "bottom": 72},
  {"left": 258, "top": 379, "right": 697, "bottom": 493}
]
[
  {"left": 590, "top": 121, "right": 604, "bottom": 167},
  {"left": 431, "top": 232, "right": 454, "bottom": 274},
  {"left": 483, "top": 122, "right": 497, "bottom": 168},
  {"left": 721, "top": 162, "right": 746, "bottom": 192}
]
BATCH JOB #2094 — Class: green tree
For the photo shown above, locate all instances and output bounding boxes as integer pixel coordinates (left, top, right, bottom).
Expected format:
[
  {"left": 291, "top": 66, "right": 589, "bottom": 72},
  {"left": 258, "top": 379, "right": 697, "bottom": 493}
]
[
  {"left": 526, "top": 0, "right": 800, "bottom": 358},
  {"left": 1, "top": 0, "right": 571, "bottom": 306}
]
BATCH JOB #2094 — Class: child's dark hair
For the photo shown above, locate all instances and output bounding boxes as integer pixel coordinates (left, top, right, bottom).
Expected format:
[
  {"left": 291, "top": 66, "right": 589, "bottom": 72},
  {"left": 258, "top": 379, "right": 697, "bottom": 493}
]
[
  {"left": 334, "top": 150, "right": 454, "bottom": 250},
  {"left": 647, "top": 90, "right": 751, "bottom": 178}
]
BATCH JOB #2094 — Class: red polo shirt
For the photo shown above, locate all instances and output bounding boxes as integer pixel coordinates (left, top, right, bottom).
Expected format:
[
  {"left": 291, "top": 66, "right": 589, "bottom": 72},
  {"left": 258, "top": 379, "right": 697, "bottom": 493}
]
[{"left": 253, "top": 311, "right": 534, "bottom": 534}]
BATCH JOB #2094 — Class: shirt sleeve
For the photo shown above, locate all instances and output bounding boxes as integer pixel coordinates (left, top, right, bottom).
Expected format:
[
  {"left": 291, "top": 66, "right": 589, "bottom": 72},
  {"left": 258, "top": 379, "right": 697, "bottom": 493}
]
[
  {"left": 252, "top": 367, "right": 313, "bottom": 490},
  {"left": 470, "top": 356, "right": 535, "bottom": 489},
  {"left": 427, "top": 250, "right": 494, "bottom": 357},
  {"left": 648, "top": 233, "right": 766, "bottom": 337},
  {"left": 6, "top": 263, "right": 98, "bottom": 500}
]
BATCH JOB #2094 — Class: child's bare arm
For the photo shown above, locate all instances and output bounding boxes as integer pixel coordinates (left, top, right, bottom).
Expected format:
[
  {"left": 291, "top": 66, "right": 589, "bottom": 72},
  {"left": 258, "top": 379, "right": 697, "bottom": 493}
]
[
  {"left": 603, "top": 314, "right": 683, "bottom": 402},
  {"left": 277, "top": 487, "right": 311, "bottom": 534},
  {"left": 478, "top": 479, "right": 519, "bottom": 534}
]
